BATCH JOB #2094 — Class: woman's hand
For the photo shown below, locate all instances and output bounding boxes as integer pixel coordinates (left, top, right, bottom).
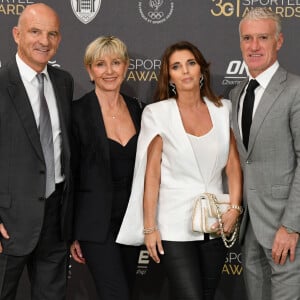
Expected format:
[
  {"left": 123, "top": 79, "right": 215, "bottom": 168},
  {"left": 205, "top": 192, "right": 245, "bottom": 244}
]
[
  {"left": 221, "top": 209, "right": 240, "bottom": 235},
  {"left": 70, "top": 240, "right": 86, "bottom": 264},
  {"left": 144, "top": 230, "right": 164, "bottom": 264}
]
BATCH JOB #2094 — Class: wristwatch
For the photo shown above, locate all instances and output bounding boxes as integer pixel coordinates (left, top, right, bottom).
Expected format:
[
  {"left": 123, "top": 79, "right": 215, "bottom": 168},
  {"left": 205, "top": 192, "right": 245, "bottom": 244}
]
[{"left": 283, "top": 226, "right": 299, "bottom": 234}]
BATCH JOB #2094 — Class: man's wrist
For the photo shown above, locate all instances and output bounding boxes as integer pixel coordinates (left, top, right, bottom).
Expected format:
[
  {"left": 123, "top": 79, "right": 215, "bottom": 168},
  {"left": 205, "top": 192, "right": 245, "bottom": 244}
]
[{"left": 282, "top": 225, "right": 299, "bottom": 234}]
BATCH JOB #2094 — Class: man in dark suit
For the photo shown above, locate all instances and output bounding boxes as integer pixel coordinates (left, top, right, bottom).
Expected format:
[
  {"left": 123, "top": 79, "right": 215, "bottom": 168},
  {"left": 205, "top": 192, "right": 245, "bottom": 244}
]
[
  {"left": 0, "top": 3, "right": 73, "bottom": 299},
  {"left": 230, "top": 7, "right": 300, "bottom": 300}
]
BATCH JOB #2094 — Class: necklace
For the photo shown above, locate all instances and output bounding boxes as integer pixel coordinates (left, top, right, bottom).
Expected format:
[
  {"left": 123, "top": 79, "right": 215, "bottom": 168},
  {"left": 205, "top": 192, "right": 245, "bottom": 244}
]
[
  {"left": 110, "top": 102, "right": 121, "bottom": 119},
  {"left": 98, "top": 93, "right": 123, "bottom": 120}
]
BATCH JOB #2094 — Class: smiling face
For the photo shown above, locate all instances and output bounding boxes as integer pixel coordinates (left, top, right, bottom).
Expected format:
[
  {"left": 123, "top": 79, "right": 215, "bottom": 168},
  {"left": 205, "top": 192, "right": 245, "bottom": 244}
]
[
  {"left": 168, "top": 49, "right": 202, "bottom": 94},
  {"left": 240, "top": 18, "right": 283, "bottom": 78},
  {"left": 13, "top": 4, "right": 61, "bottom": 72},
  {"left": 86, "top": 55, "right": 128, "bottom": 92}
]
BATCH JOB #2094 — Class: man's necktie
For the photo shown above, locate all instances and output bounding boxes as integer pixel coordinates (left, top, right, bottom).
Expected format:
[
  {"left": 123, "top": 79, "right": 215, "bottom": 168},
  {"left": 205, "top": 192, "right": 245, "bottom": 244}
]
[
  {"left": 37, "top": 73, "right": 55, "bottom": 198},
  {"left": 242, "top": 79, "right": 259, "bottom": 150}
]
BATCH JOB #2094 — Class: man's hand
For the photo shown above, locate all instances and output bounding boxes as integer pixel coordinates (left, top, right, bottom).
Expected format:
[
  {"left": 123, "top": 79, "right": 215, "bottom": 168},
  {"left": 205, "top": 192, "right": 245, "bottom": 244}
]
[
  {"left": 272, "top": 226, "right": 299, "bottom": 265},
  {"left": 0, "top": 223, "right": 10, "bottom": 253}
]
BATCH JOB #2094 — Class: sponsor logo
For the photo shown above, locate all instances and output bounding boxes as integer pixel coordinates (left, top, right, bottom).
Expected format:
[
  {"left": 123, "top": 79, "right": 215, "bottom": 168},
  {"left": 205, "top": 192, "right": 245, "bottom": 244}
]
[
  {"left": 0, "top": 0, "right": 34, "bottom": 16},
  {"left": 71, "top": 0, "right": 101, "bottom": 24},
  {"left": 222, "top": 251, "right": 243, "bottom": 276},
  {"left": 138, "top": 0, "right": 174, "bottom": 24},
  {"left": 126, "top": 58, "right": 160, "bottom": 82},
  {"left": 210, "top": 0, "right": 300, "bottom": 18},
  {"left": 222, "top": 60, "right": 247, "bottom": 86},
  {"left": 136, "top": 250, "right": 150, "bottom": 276}
]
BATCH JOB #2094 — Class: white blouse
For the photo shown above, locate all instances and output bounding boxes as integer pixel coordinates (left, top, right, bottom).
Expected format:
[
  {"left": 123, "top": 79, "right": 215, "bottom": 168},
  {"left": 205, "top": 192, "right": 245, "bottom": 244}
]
[{"left": 187, "top": 129, "right": 218, "bottom": 190}]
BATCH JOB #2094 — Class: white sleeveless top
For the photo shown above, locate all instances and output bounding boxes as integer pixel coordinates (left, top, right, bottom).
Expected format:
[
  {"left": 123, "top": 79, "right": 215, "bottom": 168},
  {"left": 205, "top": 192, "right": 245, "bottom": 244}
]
[{"left": 187, "top": 129, "right": 218, "bottom": 190}]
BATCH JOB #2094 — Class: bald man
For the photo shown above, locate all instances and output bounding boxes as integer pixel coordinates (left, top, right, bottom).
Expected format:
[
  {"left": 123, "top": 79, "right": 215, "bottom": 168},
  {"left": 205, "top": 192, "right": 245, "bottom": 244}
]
[{"left": 0, "top": 3, "right": 73, "bottom": 299}]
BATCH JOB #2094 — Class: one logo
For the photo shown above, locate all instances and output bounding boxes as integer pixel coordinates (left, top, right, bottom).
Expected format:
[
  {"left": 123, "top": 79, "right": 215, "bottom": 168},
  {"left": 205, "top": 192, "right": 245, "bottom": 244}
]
[
  {"left": 222, "top": 60, "right": 247, "bottom": 86},
  {"left": 71, "top": 0, "right": 101, "bottom": 24},
  {"left": 138, "top": 0, "right": 174, "bottom": 24}
]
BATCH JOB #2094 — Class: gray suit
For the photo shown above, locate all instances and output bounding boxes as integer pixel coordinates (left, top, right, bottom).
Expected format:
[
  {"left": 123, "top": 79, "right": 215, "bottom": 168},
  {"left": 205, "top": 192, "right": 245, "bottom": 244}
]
[{"left": 230, "top": 66, "right": 300, "bottom": 300}]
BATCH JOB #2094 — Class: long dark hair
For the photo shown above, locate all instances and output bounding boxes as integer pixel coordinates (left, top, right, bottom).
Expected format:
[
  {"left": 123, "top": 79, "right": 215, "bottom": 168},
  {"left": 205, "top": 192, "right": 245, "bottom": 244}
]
[{"left": 154, "top": 41, "right": 222, "bottom": 107}]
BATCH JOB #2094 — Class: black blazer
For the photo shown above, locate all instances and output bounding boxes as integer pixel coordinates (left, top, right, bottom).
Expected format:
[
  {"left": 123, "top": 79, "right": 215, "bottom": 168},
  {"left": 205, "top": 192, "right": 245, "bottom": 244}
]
[
  {"left": 0, "top": 59, "right": 74, "bottom": 255},
  {"left": 72, "top": 90, "right": 143, "bottom": 243}
]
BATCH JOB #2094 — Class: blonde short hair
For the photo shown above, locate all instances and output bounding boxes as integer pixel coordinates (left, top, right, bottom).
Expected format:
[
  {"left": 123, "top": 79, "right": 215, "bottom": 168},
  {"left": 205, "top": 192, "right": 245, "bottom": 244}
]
[{"left": 84, "top": 36, "right": 129, "bottom": 66}]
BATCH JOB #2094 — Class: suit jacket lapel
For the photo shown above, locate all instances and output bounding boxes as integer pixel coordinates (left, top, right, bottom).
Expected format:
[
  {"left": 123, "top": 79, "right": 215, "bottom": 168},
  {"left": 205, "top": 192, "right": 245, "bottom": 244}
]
[
  {"left": 123, "top": 94, "right": 141, "bottom": 133},
  {"left": 88, "top": 91, "right": 111, "bottom": 167},
  {"left": 7, "top": 62, "right": 44, "bottom": 162},
  {"left": 48, "top": 67, "right": 71, "bottom": 175},
  {"left": 247, "top": 67, "right": 287, "bottom": 153},
  {"left": 87, "top": 93, "right": 142, "bottom": 172},
  {"left": 232, "top": 79, "right": 248, "bottom": 156}
]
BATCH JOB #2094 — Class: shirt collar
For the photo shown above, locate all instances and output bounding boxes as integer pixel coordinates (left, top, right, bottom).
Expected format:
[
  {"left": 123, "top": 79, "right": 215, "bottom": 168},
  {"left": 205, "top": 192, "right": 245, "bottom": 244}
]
[
  {"left": 16, "top": 53, "right": 49, "bottom": 83},
  {"left": 246, "top": 61, "right": 279, "bottom": 89}
]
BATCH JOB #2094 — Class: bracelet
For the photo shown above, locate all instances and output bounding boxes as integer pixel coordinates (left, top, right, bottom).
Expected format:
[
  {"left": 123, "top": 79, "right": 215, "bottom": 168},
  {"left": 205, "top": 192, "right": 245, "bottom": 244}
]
[
  {"left": 229, "top": 205, "right": 243, "bottom": 215},
  {"left": 143, "top": 226, "right": 158, "bottom": 235}
]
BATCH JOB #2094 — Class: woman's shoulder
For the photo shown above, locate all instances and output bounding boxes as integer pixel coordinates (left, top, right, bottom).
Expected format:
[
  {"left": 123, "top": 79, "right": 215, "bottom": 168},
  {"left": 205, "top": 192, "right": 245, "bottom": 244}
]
[
  {"left": 145, "top": 98, "right": 176, "bottom": 112},
  {"left": 71, "top": 91, "right": 97, "bottom": 120},
  {"left": 204, "top": 97, "right": 231, "bottom": 109},
  {"left": 122, "top": 93, "right": 146, "bottom": 110},
  {"left": 220, "top": 98, "right": 232, "bottom": 110},
  {"left": 73, "top": 90, "right": 95, "bottom": 106}
]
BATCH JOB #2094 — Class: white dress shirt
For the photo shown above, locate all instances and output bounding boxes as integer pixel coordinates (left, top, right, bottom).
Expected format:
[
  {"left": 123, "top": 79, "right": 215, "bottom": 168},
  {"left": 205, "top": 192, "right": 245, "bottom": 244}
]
[
  {"left": 238, "top": 61, "right": 279, "bottom": 138},
  {"left": 16, "top": 54, "right": 64, "bottom": 183}
]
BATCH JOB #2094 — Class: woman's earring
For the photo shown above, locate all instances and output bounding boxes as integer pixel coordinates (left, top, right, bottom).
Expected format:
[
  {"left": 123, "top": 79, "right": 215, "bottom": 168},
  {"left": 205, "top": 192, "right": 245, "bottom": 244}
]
[
  {"left": 199, "top": 75, "right": 204, "bottom": 89},
  {"left": 169, "top": 82, "right": 176, "bottom": 95}
]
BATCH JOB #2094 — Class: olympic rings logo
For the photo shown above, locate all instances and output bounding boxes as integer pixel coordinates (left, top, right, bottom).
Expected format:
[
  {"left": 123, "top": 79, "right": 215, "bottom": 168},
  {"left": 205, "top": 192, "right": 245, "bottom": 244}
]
[{"left": 148, "top": 11, "right": 164, "bottom": 19}]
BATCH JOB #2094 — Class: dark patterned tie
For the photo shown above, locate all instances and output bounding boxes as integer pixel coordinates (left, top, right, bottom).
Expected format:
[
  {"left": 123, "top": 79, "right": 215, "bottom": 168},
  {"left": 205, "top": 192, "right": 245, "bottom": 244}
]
[
  {"left": 36, "top": 73, "right": 55, "bottom": 198},
  {"left": 242, "top": 79, "right": 259, "bottom": 150}
]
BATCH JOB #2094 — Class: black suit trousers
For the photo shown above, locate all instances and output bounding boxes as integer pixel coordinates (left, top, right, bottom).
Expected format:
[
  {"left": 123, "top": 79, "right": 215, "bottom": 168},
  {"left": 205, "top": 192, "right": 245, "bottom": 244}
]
[{"left": 0, "top": 184, "right": 69, "bottom": 300}]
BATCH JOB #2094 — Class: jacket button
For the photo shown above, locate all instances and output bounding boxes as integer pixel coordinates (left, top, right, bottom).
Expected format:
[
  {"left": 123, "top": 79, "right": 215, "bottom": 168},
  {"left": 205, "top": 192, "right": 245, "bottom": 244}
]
[
  {"left": 38, "top": 197, "right": 45, "bottom": 201},
  {"left": 246, "top": 160, "right": 252, "bottom": 164},
  {"left": 40, "top": 170, "right": 45, "bottom": 174}
]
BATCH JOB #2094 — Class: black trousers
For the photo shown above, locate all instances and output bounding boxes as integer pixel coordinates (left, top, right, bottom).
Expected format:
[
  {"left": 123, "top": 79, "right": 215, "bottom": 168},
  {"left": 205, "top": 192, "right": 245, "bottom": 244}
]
[
  {"left": 0, "top": 184, "right": 69, "bottom": 300},
  {"left": 80, "top": 236, "right": 139, "bottom": 300},
  {"left": 161, "top": 237, "right": 226, "bottom": 300}
]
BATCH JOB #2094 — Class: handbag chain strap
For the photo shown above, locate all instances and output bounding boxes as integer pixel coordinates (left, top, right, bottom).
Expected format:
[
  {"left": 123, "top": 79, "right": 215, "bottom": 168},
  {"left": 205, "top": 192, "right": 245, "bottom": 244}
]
[{"left": 205, "top": 193, "right": 239, "bottom": 248}]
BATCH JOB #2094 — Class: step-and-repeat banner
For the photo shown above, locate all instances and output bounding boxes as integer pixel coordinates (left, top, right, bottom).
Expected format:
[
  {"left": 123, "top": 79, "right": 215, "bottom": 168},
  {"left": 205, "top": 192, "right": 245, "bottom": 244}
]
[{"left": 1, "top": 1, "right": 299, "bottom": 299}]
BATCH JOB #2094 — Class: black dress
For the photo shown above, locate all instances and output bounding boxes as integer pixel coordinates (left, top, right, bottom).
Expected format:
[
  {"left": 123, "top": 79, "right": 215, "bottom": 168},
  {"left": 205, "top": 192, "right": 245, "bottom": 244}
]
[{"left": 109, "top": 134, "right": 138, "bottom": 236}]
